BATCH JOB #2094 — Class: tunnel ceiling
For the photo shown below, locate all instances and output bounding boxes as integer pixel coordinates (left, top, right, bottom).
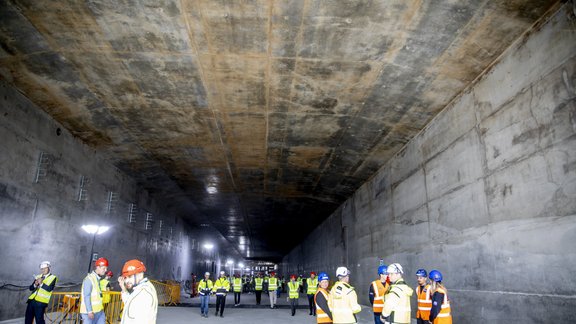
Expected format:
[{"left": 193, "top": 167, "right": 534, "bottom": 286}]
[{"left": 0, "top": 0, "right": 558, "bottom": 261}]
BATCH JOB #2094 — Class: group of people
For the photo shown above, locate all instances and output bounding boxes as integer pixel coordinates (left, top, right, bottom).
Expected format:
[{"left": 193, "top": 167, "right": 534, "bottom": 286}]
[
  {"left": 368, "top": 263, "right": 451, "bottom": 324},
  {"left": 193, "top": 262, "right": 451, "bottom": 324},
  {"left": 25, "top": 258, "right": 158, "bottom": 324}
]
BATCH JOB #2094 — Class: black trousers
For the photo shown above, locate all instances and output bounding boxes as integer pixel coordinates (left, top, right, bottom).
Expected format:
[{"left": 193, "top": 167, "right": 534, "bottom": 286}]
[
  {"left": 255, "top": 290, "right": 262, "bottom": 304},
  {"left": 307, "top": 294, "right": 315, "bottom": 315},
  {"left": 215, "top": 295, "right": 226, "bottom": 315},
  {"left": 25, "top": 300, "right": 47, "bottom": 324},
  {"left": 290, "top": 298, "right": 298, "bottom": 316},
  {"left": 234, "top": 292, "right": 241, "bottom": 304}
]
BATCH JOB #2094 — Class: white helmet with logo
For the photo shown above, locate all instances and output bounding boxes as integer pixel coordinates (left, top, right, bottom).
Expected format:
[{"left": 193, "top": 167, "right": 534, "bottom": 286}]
[{"left": 335, "top": 266, "right": 350, "bottom": 277}]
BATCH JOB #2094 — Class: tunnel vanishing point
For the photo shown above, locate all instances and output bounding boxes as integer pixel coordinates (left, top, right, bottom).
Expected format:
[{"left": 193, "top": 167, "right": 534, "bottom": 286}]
[{"left": 0, "top": 0, "right": 575, "bottom": 322}]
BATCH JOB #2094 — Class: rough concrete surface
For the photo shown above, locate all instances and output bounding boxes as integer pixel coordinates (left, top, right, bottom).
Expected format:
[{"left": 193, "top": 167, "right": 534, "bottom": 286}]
[{"left": 282, "top": 4, "right": 576, "bottom": 323}]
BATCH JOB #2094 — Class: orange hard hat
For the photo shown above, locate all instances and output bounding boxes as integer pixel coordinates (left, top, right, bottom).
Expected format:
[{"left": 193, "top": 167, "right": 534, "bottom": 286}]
[
  {"left": 122, "top": 259, "right": 146, "bottom": 277},
  {"left": 94, "top": 257, "right": 109, "bottom": 267}
]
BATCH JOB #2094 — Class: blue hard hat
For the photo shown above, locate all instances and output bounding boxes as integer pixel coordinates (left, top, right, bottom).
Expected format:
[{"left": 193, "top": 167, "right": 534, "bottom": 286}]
[
  {"left": 378, "top": 265, "right": 388, "bottom": 275},
  {"left": 429, "top": 270, "right": 443, "bottom": 282},
  {"left": 318, "top": 272, "right": 330, "bottom": 281},
  {"left": 416, "top": 269, "right": 427, "bottom": 277}
]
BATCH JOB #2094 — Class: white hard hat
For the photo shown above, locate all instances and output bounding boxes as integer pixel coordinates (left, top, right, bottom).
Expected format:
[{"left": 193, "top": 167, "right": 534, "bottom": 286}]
[
  {"left": 39, "top": 261, "right": 51, "bottom": 269},
  {"left": 387, "top": 263, "right": 404, "bottom": 274},
  {"left": 204, "top": 272, "right": 210, "bottom": 276},
  {"left": 336, "top": 267, "right": 350, "bottom": 277},
  {"left": 220, "top": 271, "right": 226, "bottom": 275}
]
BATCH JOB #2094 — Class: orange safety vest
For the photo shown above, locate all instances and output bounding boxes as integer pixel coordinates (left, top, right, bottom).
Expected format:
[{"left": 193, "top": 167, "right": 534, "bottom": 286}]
[
  {"left": 314, "top": 288, "right": 332, "bottom": 323},
  {"left": 371, "top": 279, "right": 388, "bottom": 313},
  {"left": 416, "top": 284, "right": 431, "bottom": 320},
  {"left": 433, "top": 287, "right": 452, "bottom": 324}
]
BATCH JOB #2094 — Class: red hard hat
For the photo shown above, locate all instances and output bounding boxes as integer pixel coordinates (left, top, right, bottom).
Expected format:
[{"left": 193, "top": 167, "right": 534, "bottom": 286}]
[
  {"left": 271, "top": 272, "right": 276, "bottom": 275},
  {"left": 106, "top": 270, "right": 113, "bottom": 277},
  {"left": 310, "top": 272, "right": 316, "bottom": 276},
  {"left": 122, "top": 259, "right": 146, "bottom": 277},
  {"left": 94, "top": 257, "right": 109, "bottom": 267},
  {"left": 290, "top": 275, "right": 296, "bottom": 279}
]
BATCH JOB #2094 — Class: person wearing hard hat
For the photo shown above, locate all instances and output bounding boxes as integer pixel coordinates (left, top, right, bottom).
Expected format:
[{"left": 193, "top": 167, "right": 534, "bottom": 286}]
[
  {"left": 117, "top": 259, "right": 158, "bottom": 324},
  {"left": 306, "top": 272, "right": 319, "bottom": 316},
  {"left": 25, "top": 261, "right": 58, "bottom": 324},
  {"left": 287, "top": 275, "right": 301, "bottom": 316},
  {"left": 198, "top": 272, "right": 213, "bottom": 318},
  {"left": 233, "top": 273, "right": 243, "bottom": 306},
  {"left": 268, "top": 271, "right": 279, "bottom": 309},
  {"left": 380, "top": 263, "right": 413, "bottom": 324},
  {"left": 254, "top": 272, "right": 264, "bottom": 305},
  {"left": 314, "top": 272, "right": 332, "bottom": 324},
  {"left": 329, "top": 267, "right": 361, "bottom": 323},
  {"left": 369, "top": 265, "right": 390, "bottom": 324},
  {"left": 80, "top": 257, "right": 109, "bottom": 324},
  {"left": 415, "top": 269, "right": 432, "bottom": 324},
  {"left": 212, "top": 271, "right": 230, "bottom": 317},
  {"left": 428, "top": 270, "right": 452, "bottom": 324},
  {"left": 100, "top": 271, "right": 114, "bottom": 315}
]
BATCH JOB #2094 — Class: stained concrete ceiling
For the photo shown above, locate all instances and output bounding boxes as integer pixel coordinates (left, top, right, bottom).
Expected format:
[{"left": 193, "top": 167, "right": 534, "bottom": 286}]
[{"left": 0, "top": 0, "right": 558, "bottom": 261}]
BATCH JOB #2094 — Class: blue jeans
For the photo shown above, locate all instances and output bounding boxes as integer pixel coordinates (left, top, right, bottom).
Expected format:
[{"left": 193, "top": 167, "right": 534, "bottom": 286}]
[
  {"left": 80, "top": 311, "right": 106, "bottom": 324},
  {"left": 374, "top": 312, "right": 384, "bottom": 324},
  {"left": 200, "top": 295, "right": 210, "bottom": 315}
]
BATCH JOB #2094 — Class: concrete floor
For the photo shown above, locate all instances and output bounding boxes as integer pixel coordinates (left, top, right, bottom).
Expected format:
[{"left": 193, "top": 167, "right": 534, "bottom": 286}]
[{"left": 169, "top": 293, "right": 376, "bottom": 323}]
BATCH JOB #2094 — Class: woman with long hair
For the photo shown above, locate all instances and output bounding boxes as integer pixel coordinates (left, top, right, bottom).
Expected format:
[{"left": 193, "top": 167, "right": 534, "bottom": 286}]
[{"left": 428, "top": 270, "right": 452, "bottom": 324}]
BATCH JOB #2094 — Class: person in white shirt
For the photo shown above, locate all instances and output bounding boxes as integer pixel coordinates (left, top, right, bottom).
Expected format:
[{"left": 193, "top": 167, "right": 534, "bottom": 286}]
[{"left": 118, "top": 259, "right": 158, "bottom": 324}]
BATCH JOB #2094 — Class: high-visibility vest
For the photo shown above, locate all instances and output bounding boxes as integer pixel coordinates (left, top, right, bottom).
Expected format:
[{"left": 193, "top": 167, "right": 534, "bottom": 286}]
[
  {"left": 416, "top": 284, "right": 432, "bottom": 320},
  {"left": 100, "top": 279, "right": 111, "bottom": 304},
  {"left": 233, "top": 278, "right": 242, "bottom": 292},
  {"left": 371, "top": 279, "right": 388, "bottom": 313},
  {"left": 268, "top": 277, "right": 278, "bottom": 291},
  {"left": 212, "top": 278, "right": 230, "bottom": 296},
  {"left": 433, "top": 288, "right": 452, "bottom": 324},
  {"left": 288, "top": 281, "right": 299, "bottom": 299},
  {"left": 80, "top": 272, "right": 104, "bottom": 313},
  {"left": 329, "top": 281, "right": 361, "bottom": 323},
  {"left": 28, "top": 274, "right": 58, "bottom": 304},
  {"left": 384, "top": 280, "right": 412, "bottom": 324},
  {"left": 255, "top": 278, "right": 263, "bottom": 291},
  {"left": 314, "top": 288, "right": 332, "bottom": 323},
  {"left": 198, "top": 279, "right": 213, "bottom": 295},
  {"left": 307, "top": 277, "right": 318, "bottom": 295}
]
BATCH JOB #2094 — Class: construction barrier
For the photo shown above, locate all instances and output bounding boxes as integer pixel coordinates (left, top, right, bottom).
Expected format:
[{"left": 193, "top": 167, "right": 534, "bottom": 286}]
[
  {"left": 44, "top": 291, "right": 122, "bottom": 324},
  {"left": 151, "top": 280, "right": 181, "bottom": 306}
]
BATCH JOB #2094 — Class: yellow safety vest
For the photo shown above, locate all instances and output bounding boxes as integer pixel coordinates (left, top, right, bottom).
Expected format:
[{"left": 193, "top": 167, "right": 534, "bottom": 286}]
[
  {"left": 212, "top": 278, "right": 230, "bottom": 296},
  {"left": 198, "top": 279, "right": 213, "bottom": 295},
  {"left": 383, "top": 280, "right": 413, "bottom": 324},
  {"left": 100, "top": 279, "right": 111, "bottom": 304},
  {"left": 329, "top": 281, "right": 362, "bottom": 323},
  {"left": 28, "top": 274, "right": 58, "bottom": 304},
  {"left": 255, "top": 278, "right": 263, "bottom": 291},
  {"left": 288, "top": 281, "right": 299, "bottom": 299},
  {"left": 233, "top": 278, "right": 242, "bottom": 292},
  {"left": 268, "top": 277, "right": 278, "bottom": 291},
  {"left": 80, "top": 272, "right": 103, "bottom": 313},
  {"left": 307, "top": 277, "right": 318, "bottom": 295}
]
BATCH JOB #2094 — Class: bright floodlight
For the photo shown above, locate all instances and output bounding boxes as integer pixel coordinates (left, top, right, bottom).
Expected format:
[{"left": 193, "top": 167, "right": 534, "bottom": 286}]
[
  {"left": 238, "top": 263, "right": 244, "bottom": 268},
  {"left": 82, "top": 225, "right": 110, "bottom": 235},
  {"left": 203, "top": 243, "right": 214, "bottom": 250},
  {"left": 226, "top": 259, "right": 234, "bottom": 265}
]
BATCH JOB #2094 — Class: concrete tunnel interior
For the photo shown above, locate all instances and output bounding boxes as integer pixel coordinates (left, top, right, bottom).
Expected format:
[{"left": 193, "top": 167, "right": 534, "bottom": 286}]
[{"left": 0, "top": 0, "right": 575, "bottom": 322}]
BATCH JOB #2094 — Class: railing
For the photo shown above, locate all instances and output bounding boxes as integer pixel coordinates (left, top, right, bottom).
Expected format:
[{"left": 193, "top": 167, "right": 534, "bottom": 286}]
[
  {"left": 151, "top": 280, "right": 180, "bottom": 306},
  {"left": 45, "top": 291, "right": 122, "bottom": 324}
]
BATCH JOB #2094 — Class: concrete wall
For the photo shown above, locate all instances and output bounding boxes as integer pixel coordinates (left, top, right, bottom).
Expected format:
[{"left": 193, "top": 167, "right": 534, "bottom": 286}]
[
  {"left": 282, "top": 4, "right": 576, "bottom": 323},
  {"left": 0, "top": 79, "right": 238, "bottom": 320}
]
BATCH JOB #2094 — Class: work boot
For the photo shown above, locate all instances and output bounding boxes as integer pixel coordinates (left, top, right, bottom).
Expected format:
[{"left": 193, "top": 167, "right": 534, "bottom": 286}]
[{"left": 220, "top": 314, "right": 224, "bottom": 318}]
